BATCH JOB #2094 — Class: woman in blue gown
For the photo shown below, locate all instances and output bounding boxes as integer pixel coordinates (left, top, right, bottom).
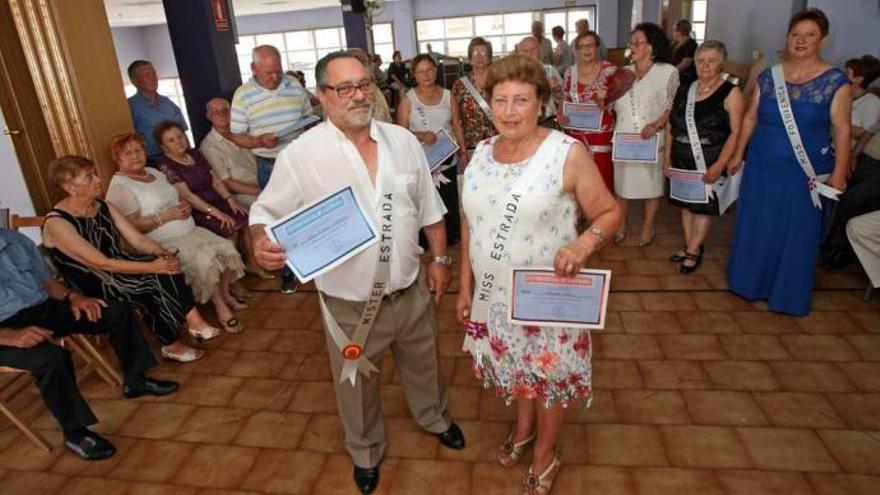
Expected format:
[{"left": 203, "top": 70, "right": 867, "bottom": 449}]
[{"left": 726, "top": 8, "right": 851, "bottom": 316}]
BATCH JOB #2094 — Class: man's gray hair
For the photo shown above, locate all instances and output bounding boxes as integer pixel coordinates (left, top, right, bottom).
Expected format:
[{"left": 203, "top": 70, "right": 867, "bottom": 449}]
[
  {"left": 314, "top": 51, "right": 371, "bottom": 87},
  {"left": 205, "top": 97, "right": 229, "bottom": 113},
  {"left": 696, "top": 39, "right": 728, "bottom": 62},
  {"left": 251, "top": 45, "right": 281, "bottom": 63}
]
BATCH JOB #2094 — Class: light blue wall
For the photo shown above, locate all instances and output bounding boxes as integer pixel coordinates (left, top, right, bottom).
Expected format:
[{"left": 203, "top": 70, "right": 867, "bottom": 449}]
[{"left": 808, "top": 0, "right": 880, "bottom": 65}]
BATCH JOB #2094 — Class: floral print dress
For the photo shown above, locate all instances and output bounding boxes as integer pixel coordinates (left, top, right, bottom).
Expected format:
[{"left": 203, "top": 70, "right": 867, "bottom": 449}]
[{"left": 461, "top": 130, "right": 593, "bottom": 408}]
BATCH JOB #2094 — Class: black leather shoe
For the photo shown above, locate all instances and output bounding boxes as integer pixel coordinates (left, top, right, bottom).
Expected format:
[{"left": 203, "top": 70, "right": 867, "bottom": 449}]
[
  {"left": 435, "top": 422, "right": 466, "bottom": 450},
  {"left": 353, "top": 465, "right": 380, "bottom": 494},
  {"left": 123, "top": 377, "right": 180, "bottom": 399},
  {"left": 64, "top": 430, "right": 116, "bottom": 461}
]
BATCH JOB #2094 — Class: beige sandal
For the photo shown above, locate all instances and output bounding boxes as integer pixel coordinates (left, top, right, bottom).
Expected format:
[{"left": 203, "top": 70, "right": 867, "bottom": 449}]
[
  {"left": 521, "top": 450, "right": 563, "bottom": 495},
  {"left": 497, "top": 430, "right": 537, "bottom": 467},
  {"left": 160, "top": 345, "right": 204, "bottom": 363}
]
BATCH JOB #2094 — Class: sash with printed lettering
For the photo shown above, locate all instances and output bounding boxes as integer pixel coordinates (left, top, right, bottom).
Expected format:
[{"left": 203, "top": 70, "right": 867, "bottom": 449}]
[
  {"left": 463, "top": 132, "right": 568, "bottom": 362},
  {"left": 318, "top": 125, "right": 394, "bottom": 386}
]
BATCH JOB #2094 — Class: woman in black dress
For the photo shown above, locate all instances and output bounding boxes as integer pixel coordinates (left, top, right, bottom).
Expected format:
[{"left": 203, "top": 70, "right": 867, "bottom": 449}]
[
  {"left": 42, "top": 155, "right": 222, "bottom": 362},
  {"left": 670, "top": 19, "right": 698, "bottom": 92},
  {"left": 663, "top": 40, "right": 745, "bottom": 273}
]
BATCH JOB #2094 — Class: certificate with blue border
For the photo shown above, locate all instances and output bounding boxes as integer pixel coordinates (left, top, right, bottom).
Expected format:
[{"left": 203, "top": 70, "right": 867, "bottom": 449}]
[
  {"left": 612, "top": 131, "right": 659, "bottom": 163},
  {"left": 669, "top": 169, "right": 710, "bottom": 204},
  {"left": 509, "top": 267, "right": 612, "bottom": 330},
  {"left": 265, "top": 186, "right": 378, "bottom": 283},
  {"left": 563, "top": 102, "right": 602, "bottom": 131},
  {"left": 422, "top": 128, "right": 459, "bottom": 172},
  {"left": 275, "top": 115, "right": 322, "bottom": 141}
]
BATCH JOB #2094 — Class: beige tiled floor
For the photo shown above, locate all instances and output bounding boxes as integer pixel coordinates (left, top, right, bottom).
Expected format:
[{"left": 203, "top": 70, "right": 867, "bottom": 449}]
[{"left": 1, "top": 210, "right": 878, "bottom": 494}]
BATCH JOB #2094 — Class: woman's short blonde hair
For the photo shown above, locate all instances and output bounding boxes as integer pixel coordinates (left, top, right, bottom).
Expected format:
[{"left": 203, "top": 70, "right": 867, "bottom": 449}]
[
  {"left": 486, "top": 54, "right": 550, "bottom": 105},
  {"left": 48, "top": 155, "right": 95, "bottom": 192}
]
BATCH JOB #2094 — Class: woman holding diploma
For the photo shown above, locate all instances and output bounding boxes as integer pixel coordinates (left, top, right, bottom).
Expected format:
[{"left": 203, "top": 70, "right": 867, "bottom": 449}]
[
  {"left": 457, "top": 55, "right": 621, "bottom": 494},
  {"left": 663, "top": 40, "right": 744, "bottom": 274},
  {"left": 557, "top": 30, "right": 617, "bottom": 192},
  {"left": 726, "top": 8, "right": 851, "bottom": 316},
  {"left": 612, "top": 23, "right": 679, "bottom": 246},
  {"left": 397, "top": 54, "right": 459, "bottom": 245}
]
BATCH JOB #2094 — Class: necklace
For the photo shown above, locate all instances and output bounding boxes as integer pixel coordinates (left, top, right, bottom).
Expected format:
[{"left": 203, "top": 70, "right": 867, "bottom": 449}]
[
  {"left": 697, "top": 77, "right": 722, "bottom": 97},
  {"left": 119, "top": 170, "right": 151, "bottom": 180}
]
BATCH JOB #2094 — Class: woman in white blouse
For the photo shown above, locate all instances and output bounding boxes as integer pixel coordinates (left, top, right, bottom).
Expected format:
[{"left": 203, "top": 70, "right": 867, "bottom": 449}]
[
  {"left": 613, "top": 23, "right": 680, "bottom": 246},
  {"left": 106, "top": 133, "right": 247, "bottom": 336}
]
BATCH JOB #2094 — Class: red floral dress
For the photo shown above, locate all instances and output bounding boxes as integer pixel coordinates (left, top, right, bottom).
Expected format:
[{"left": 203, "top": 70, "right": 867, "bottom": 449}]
[
  {"left": 561, "top": 61, "right": 617, "bottom": 192},
  {"left": 452, "top": 73, "right": 497, "bottom": 172}
]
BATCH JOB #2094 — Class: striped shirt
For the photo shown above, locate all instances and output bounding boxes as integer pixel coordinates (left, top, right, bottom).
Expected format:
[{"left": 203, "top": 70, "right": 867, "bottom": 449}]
[{"left": 230, "top": 74, "right": 312, "bottom": 158}]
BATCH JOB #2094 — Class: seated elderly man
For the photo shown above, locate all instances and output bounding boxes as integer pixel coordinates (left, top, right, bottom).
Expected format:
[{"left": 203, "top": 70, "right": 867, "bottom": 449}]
[
  {"left": 200, "top": 98, "right": 262, "bottom": 208},
  {"left": 0, "top": 228, "right": 178, "bottom": 460}
]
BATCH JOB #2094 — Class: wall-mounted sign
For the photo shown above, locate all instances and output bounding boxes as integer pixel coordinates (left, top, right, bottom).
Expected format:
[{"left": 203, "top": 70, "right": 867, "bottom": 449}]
[{"left": 211, "top": 0, "right": 230, "bottom": 31}]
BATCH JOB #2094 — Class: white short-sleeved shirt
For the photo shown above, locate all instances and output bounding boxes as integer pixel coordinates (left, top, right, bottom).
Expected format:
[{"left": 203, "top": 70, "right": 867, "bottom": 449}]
[
  {"left": 249, "top": 119, "right": 447, "bottom": 302},
  {"left": 852, "top": 92, "right": 880, "bottom": 138}
]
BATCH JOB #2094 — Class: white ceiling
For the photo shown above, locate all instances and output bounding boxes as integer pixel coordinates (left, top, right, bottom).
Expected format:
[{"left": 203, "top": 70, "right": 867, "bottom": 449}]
[{"left": 104, "top": 0, "right": 346, "bottom": 27}]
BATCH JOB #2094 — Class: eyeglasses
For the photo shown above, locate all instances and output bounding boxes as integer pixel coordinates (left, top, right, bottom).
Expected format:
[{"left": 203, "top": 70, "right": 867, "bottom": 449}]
[
  {"left": 628, "top": 40, "right": 649, "bottom": 47},
  {"left": 414, "top": 68, "right": 437, "bottom": 76},
  {"left": 578, "top": 43, "right": 597, "bottom": 50},
  {"left": 321, "top": 80, "right": 373, "bottom": 98}
]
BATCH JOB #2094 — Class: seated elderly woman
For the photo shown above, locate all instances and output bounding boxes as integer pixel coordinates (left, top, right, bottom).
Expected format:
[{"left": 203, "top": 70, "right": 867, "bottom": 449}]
[
  {"left": 106, "top": 133, "right": 247, "bottom": 334},
  {"left": 154, "top": 120, "right": 250, "bottom": 245},
  {"left": 457, "top": 54, "right": 621, "bottom": 494},
  {"left": 41, "top": 155, "right": 215, "bottom": 363}
]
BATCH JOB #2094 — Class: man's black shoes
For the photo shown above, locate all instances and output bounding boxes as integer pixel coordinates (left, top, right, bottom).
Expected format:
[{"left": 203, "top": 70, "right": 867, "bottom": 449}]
[
  {"left": 123, "top": 377, "right": 179, "bottom": 399},
  {"left": 435, "top": 422, "right": 466, "bottom": 450},
  {"left": 353, "top": 465, "right": 381, "bottom": 494},
  {"left": 64, "top": 429, "right": 116, "bottom": 461}
]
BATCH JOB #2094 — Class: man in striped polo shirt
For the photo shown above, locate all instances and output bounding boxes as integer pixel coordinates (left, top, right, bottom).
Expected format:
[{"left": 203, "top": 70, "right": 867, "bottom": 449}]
[{"left": 230, "top": 44, "right": 313, "bottom": 293}]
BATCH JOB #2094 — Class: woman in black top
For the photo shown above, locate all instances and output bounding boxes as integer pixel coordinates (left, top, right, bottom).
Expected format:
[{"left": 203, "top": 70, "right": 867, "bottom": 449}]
[
  {"left": 671, "top": 19, "right": 698, "bottom": 91},
  {"left": 663, "top": 40, "right": 745, "bottom": 274}
]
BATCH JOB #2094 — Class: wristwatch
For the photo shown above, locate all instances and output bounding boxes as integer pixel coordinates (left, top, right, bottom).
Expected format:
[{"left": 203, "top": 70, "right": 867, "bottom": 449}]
[{"left": 432, "top": 255, "right": 453, "bottom": 267}]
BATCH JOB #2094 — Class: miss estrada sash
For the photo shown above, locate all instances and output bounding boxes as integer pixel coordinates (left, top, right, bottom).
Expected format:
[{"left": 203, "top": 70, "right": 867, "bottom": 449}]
[
  {"left": 463, "top": 131, "right": 568, "bottom": 361},
  {"left": 460, "top": 75, "right": 494, "bottom": 121},
  {"left": 318, "top": 125, "right": 394, "bottom": 386}
]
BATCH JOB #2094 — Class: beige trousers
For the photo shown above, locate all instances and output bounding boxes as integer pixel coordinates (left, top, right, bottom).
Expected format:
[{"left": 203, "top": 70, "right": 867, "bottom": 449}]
[
  {"left": 848, "top": 211, "right": 880, "bottom": 287},
  {"left": 321, "top": 268, "right": 450, "bottom": 468}
]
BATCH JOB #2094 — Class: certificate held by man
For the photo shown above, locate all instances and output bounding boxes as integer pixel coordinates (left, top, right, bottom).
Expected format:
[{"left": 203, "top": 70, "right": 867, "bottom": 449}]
[
  {"left": 422, "top": 128, "right": 459, "bottom": 172},
  {"left": 562, "top": 102, "right": 602, "bottom": 131},
  {"left": 612, "top": 131, "right": 659, "bottom": 163},
  {"left": 265, "top": 186, "right": 378, "bottom": 282},
  {"left": 509, "top": 268, "right": 612, "bottom": 330},
  {"left": 669, "top": 169, "right": 710, "bottom": 204}
]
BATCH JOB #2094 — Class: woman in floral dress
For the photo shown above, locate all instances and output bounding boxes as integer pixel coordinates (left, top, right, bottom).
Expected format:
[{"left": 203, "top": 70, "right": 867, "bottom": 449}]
[{"left": 457, "top": 54, "right": 621, "bottom": 494}]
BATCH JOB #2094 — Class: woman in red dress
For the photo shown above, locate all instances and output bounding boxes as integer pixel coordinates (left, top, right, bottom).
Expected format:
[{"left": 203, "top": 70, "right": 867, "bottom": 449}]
[{"left": 558, "top": 31, "right": 617, "bottom": 192}]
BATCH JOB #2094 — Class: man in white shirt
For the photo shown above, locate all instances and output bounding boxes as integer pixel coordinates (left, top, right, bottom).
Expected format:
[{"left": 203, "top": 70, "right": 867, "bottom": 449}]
[
  {"left": 531, "top": 20, "right": 554, "bottom": 65},
  {"left": 249, "top": 51, "right": 464, "bottom": 495},
  {"left": 518, "top": 36, "right": 564, "bottom": 121}
]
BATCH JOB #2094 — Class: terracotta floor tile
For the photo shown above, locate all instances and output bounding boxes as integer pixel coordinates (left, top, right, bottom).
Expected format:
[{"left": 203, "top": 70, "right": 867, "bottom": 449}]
[
  {"left": 811, "top": 292, "right": 875, "bottom": 311},
  {"left": 389, "top": 459, "right": 470, "bottom": 495},
  {"left": 585, "top": 424, "right": 669, "bottom": 466},
  {"left": 0, "top": 471, "right": 67, "bottom": 494},
  {"left": 477, "top": 387, "right": 517, "bottom": 421},
  {"left": 239, "top": 450, "right": 326, "bottom": 494},
  {"left": 312, "top": 454, "right": 398, "bottom": 495},
  {"left": 603, "top": 312, "right": 626, "bottom": 334},
  {"left": 614, "top": 390, "right": 691, "bottom": 424},
  {"left": 658, "top": 335, "right": 726, "bottom": 360},
  {"left": 384, "top": 418, "right": 440, "bottom": 459},
  {"left": 555, "top": 423, "right": 590, "bottom": 463},
  {"left": 639, "top": 360, "right": 711, "bottom": 390},
  {"left": 469, "top": 461, "right": 524, "bottom": 495},
  {"left": 703, "top": 361, "right": 781, "bottom": 391},
  {"left": 836, "top": 363, "right": 880, "bottom": 391},
  {"left": 552, "top": 465, "right": 635, "bottom": 495},
  {"left": 627, "top": 260, "right": 681, "bottom": 276},
  {"left": 682, "top": 391, "right": 768, "bottom": 426},
  {"left": 109, "top": 439, "right": 195, "bottom": 483},
  {"left": 656, "top": 274, "right": 714, "bottom": 290},
  {"left": 451, "top": 358, "right": 479, "bottom": 387},
  {"left": 260, "top": 309, "right": 318, "bottom": 329},
  {"left": 631, "top": 467, "right": 725, "bottom": 495},
  {"left": 844, "top": 334, "right": 880, "bottom": 361},
  {"left": 116, "top": 402, "right": 196, "bottom": 439},
  {"left": 438, "top": 333, "right": 469, "bottom": 358},
  {"left": 732, "top": 311, "right": 802, "bottom": 334},
  {"left": 216, "top": 329, "right": 280, "bottom": 351},
  {"left": 660, "top": 425, "right": 752, "bottom": 468},
  {"left": 818, "top": 430, "right": 880, "bottom": 476},
  {"left": 753, "top": 392, "right": 846, "bottom": 429},
  {"left": 126, "top": 482, "right": 199, "bottom": 494},
  {"left": 173, "top": 444, "right": 259, "bottom": 489},
  {"left": 771, "top": 362, "right": 855, "bottom": 392},
  {"left": 716, "top": 470, "right": 815, "bottom": 495},
  {"left": 272, "top": 330, "right": 326, "bottom": 354},
  {"left": 448, "top": 386, "right": 481, "bottom": 421},
  {"left": 298, "top": 414, "right": 346, "bottom": 454},
  {"left": 288, "top": 381, "right": 339, "bottom": 414},
  {"left": 379, "top": 384, "right": 411, "bottom": 418},
  {"left": 175, "top": 349, "right": 238, "bottom": 376},
  {"left": 737, "top": 427, "right": 839, "bottom": 472},
  {"left": 620, "top": 311, "right": 682, "bottom": 334},
  {"left": 172, "top": 375, "right": 245, "bottom": 407},
  {"left": 61, "top": 476, "right": 133, "bottom": 495},
  {"left": 49, "top": 398, "right": 139, "bottom": 436},
  {"left": 847, "top": 311, "right": 880, "bottom": 333},
  {"left": 825, "top": 393, "right": 880, "bottom": 430},
  {"left": 601, "top": 246, "right": 644, "bottom": 261},
  {"left": 676, "top": 311, "right": 741, "bottom": 334},
  {"left": 607, "top": 293, "right": 643, "bottom": 312},
  {"left": 288, "top": 354, "right": 333, "bottom": 382},
  {"left": 234, "top": 411, "right": 309, "bottom": 449},
  {"left": 795, "top": 312, "right": 864, "bottom": 334},
  {"left": 567, "top": 389, "right": 619, "bottom": 424},
  {"left": 173, "top": 406, "right": 251, "bottom": 444},
  {"left": 225, "top": 351, "right": 292, "bottom": 378},
  {"left": 611, "top": 275, "right": 662, "bottom": 291},
  {"left": 691, "top": 292, "right": 756, "bottom": 311},
  {"left": 639, "top": 293, "right": 696, "bottom": 312},
  {"left": 719, "top": 334, "right": 792, "bottom": 360},
  {"left": 594, "top": 335, "right": 664, "bottom": 360},
  {"left": 806, "top": 473, "right": 880, "bottom": 495},
  {"left": 779, "top": 335, "right": 860, "bottom": 362},
  {"left": 592, "top": 360, "right": 644, "bottom": 389},
  {"left": 437, "top": 420, "right": 510, "bottom": 462},
  {"left": 228, "top": 378, "right": 295, "bottom": 411}
]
